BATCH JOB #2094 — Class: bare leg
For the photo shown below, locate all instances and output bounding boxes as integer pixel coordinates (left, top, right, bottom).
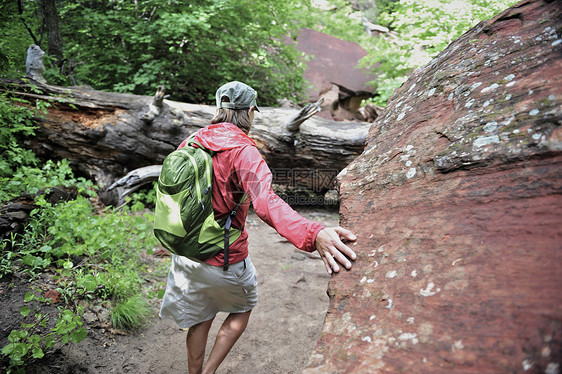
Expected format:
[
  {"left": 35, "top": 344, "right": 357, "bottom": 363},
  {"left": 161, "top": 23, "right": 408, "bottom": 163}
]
[
  {"left": 186, "top": 317, "right": 215, "bottom": 374},
  {"left": 202, "top": 311, "right": 252, "bottom": 374}
]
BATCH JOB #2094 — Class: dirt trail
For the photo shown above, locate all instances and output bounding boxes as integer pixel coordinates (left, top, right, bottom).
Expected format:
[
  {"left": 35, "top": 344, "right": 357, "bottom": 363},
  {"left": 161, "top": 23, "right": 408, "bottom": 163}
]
[{"left": 24, "top": 208, "right": 338, "bottom": 374}]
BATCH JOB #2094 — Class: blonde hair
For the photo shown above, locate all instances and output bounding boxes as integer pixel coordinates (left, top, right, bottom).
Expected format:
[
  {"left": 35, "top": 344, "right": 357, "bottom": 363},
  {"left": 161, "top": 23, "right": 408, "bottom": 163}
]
[{"left": 211, "top": 98, "right": 252, "bottom": 134}]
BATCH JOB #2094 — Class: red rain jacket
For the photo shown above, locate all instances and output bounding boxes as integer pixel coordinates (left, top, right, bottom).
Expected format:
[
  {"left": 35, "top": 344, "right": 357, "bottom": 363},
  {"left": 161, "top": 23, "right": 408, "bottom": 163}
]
[{"left": 177, "top": 122, "right": 324, "bottom": 267}]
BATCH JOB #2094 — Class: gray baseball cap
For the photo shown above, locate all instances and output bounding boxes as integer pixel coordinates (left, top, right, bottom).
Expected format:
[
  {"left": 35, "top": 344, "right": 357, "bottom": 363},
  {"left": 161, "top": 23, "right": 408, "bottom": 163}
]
[{"left": 216, "top": 81, "right": 260, "bottom": 112}]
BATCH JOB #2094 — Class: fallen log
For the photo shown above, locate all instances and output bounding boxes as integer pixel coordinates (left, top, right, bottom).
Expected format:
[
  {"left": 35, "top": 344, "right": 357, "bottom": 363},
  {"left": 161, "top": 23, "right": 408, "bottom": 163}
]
[
  {"left": 99, "top": 165, "right": 162, "bottom": 206},
  {"left": 2, "top": 80, "right": 370, "bottom": 203}
]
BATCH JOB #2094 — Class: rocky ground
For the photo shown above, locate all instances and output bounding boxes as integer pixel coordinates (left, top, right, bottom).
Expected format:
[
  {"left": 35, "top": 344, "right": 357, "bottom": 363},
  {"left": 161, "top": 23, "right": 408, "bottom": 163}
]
[{"left": 2, "top": 208, "right": 338, "bottom": 374}]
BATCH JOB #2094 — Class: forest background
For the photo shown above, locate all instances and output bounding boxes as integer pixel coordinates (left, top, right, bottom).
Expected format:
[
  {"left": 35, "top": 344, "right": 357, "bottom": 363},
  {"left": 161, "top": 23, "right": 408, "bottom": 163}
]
[
  {"left": 1, "top": 0, "right": 518, "bottom": 106},
  {"left": 0, "top": 0, "right": 519, "bottom": 372}
]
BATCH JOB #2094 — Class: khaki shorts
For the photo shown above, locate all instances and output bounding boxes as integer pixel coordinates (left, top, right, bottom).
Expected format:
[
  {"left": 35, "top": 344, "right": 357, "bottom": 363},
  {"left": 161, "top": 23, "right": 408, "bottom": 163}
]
[{"left": 159, "top": 255, "right": 258, "bottom": 328}]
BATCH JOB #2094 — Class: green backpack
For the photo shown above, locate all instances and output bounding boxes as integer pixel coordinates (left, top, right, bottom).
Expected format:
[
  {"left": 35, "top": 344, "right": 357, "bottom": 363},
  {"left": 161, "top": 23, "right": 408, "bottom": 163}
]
[{"left": 153, "top": 135, "right": 245, "bottom": 270}]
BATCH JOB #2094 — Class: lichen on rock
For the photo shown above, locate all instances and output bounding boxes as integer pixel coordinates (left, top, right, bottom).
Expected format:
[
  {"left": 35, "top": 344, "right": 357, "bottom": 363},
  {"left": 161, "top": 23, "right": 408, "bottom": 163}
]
[{"left": 305, "top": 1, "right": 562, "bottom": 373}]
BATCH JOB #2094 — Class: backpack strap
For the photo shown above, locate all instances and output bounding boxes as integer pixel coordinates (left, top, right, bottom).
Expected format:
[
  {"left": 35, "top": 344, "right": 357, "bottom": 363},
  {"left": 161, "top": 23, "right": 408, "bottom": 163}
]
[{"left": 223, "top": 193, "right": 247, "bottom": 271}]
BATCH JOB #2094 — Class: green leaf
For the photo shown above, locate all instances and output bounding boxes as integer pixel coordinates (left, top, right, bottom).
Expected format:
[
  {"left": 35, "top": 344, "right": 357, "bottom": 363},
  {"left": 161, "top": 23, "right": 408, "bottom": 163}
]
[
  {"left": 78, "top": 274, "right": 99, "bottom": 292},
  {"left": 8, "top": 329, "right": 28, "bottom": 342},
  {"left": 3, "top": 341, "right": 28, "bottom": 360},
  {"left": 39, "top": 244, "right": 52, "bottom": 252},
  {"left": 70, "top": 327, "right": 88, "bottom": 343},
  {"left": 1, "top": 343, "right": 14, "bottom": 355},
  {"left": 20, "top": 306, "right": 31, "bottom": 317},
  {"left": 32, "top": 346, "right": 45, "bottom": 359},
  {"left": 44, "top": 335, "right": 56, "bottom": 349},
  {"left": 24, "top": 292, "right": 34, "bottom": 302}
]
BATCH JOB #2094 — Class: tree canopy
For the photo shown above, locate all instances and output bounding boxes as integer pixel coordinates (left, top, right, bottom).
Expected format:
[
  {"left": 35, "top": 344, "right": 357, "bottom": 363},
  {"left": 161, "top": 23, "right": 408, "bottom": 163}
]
[
  {"left": 357, "top": 0, "right": 521, "bottom": 105},
  {"left": 2, "top": 0, "right": 311, "bottom": 105},
  {"left": 1, "top": 0, "right": 519, "bottom": 106}
]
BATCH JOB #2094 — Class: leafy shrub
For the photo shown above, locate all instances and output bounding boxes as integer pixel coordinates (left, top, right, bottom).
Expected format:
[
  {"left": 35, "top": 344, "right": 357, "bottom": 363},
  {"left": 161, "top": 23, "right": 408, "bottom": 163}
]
[
  {"left": 1, "top": 159, "right": 96, "bottom": 204},
  {"left": 129, "top": 183, "right": 157, "bottom": 211},
  {"left": 12, "top": 193, "right": 158, "bottom": 276},
  {"left": 0, "top": 30, "right": 163, "bottom": 374},
  {"left": 56, "top": 0, "right": 308, "bottom": 106},
  {"left": 0, "top": 93, "right": 96, "bottom": 203},
  {"left": 0, "top": 95, "right": 38, "bottom": 180},
  {"left": 2, "top": 292, "right": 87, "bottom": 373},
  {"left": 358, "top": 0, "right": 521, "bottom": 106},
  {"left": 0, "top": 1, "right": 33, "bottom": 80},
  {"left": 1, "top": 175, "right": 161, "bottom": 371}
]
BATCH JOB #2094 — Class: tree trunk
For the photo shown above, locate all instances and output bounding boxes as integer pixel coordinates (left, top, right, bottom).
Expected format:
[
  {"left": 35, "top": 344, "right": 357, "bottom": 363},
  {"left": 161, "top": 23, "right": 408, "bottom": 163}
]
[
  {"left": 2, "top": 79, "right": 370, "bottom": 204},
  {"left": 40, "top": 0, "right": 63, "bottom": 63}
]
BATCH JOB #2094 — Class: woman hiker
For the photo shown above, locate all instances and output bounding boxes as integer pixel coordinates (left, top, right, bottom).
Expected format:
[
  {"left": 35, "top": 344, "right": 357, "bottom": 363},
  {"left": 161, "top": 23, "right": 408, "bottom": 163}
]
[{"left": 159, "top": 81, "right": 357, "bottom": 374}]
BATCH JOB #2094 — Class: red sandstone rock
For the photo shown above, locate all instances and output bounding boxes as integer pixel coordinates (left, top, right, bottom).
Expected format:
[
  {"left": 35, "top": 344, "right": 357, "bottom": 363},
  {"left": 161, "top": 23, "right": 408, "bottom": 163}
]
[
  {"left": 304, "top": 0, "right": 562, "bottom": 373},
  {"left": 296, "top": 28, "right": 376, "bottom": 119},
  {"left": 297, "top": 28, "right": 375, "bottom": 97}
]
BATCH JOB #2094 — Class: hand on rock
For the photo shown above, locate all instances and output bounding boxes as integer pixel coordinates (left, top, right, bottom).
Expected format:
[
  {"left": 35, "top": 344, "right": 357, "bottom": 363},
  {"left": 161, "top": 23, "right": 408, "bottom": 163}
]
[{"left": 315, "top": 227, "right": 357, "bottom": 275}]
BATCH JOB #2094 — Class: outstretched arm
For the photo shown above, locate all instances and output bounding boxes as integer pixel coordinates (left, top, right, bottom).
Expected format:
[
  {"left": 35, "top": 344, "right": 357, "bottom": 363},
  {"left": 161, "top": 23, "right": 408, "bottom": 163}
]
[{"left": 315, "top": 227, "right": 357, "bottom": 275}]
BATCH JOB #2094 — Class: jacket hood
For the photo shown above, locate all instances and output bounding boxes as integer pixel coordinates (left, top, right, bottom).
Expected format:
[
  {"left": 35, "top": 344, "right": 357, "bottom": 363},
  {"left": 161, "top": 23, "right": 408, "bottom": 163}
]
[{"left": 192, "top": 123, "right": 256, "bottom": 152}]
